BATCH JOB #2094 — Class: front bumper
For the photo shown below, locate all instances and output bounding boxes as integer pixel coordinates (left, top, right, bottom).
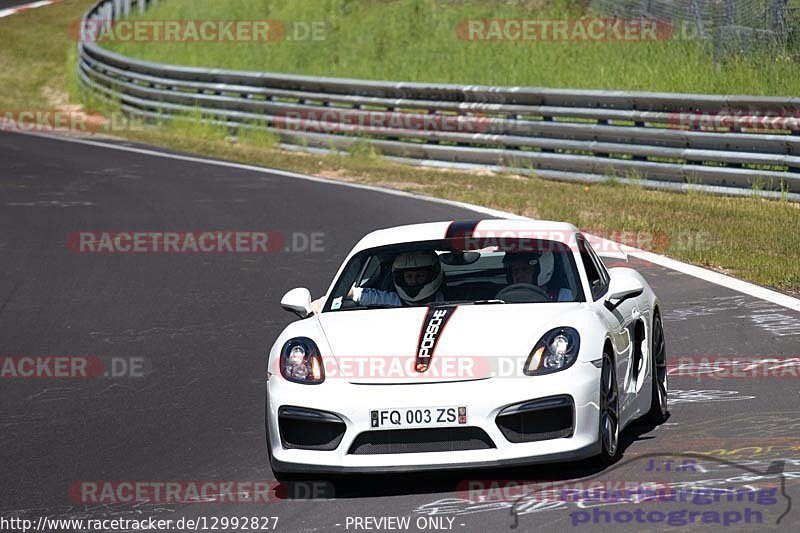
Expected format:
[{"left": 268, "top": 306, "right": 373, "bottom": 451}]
[{"left": 266, "top": 361, "right": 601, "bottom": 474}]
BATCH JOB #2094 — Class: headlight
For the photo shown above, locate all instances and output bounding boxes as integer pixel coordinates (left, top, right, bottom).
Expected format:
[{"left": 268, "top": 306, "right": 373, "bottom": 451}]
[
  {"left": 524, "top": 327, "right": 581, "bottom": 375},
  {"left": 280, "top": 337, "right": 325, "bottom": 384}
]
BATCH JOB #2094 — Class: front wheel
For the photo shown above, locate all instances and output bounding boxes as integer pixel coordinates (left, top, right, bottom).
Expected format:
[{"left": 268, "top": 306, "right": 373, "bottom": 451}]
[
  {"left": 644, "top": 312, "right": 668, "bottom": 424},
  {"left": 596, "top": 349, "right": 621, "bottom": 465}
]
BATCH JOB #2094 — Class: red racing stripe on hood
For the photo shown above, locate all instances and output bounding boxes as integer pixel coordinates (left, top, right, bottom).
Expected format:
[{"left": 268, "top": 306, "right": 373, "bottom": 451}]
[{"left": 445, "top": 220, "right": 481, "bottom": 249}]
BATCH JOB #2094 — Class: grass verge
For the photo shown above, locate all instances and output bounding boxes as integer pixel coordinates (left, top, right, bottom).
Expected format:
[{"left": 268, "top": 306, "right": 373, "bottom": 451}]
[
  {"left": 102, "top": 0, "right": 800, "bottom": 95},
  {"left": 1, "top": 0, "right": 798, "bottom": 295},
  {"left": 0, "top": 0, "right": 96, "bottom": 109}
]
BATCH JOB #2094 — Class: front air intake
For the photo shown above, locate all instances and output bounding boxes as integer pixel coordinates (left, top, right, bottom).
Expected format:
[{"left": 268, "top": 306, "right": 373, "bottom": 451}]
[
  {"left": 495, "top": 395, "right": 574, "bottom": 443},
  {"left": 348, "top": 427, "right": 495, "bottom": 455},
  {"left": 278, "top": 406, "right": 346, "bottom": 451}
]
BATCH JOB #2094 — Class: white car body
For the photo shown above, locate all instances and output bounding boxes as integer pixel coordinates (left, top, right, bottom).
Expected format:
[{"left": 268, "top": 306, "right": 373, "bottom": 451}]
[{"left": 266, "top": 219, "right": 666, "bottom": 474}]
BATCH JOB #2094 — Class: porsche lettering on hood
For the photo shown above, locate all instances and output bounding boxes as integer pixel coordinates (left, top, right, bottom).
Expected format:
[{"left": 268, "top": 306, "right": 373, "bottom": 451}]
[{"left": 415, "top": 307, "right": 456, "bottom": 372}]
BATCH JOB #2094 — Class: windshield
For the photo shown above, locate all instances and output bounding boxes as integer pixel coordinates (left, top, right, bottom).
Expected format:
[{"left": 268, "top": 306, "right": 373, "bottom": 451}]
[{"left": 324, "top": 238, "right": 584, "bottom": 312}]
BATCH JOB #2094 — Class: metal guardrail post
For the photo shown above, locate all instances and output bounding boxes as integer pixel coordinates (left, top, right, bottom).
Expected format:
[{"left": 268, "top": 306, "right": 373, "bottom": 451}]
[{"left": 771, "top": 0, "right": 789, "bottom": 50}]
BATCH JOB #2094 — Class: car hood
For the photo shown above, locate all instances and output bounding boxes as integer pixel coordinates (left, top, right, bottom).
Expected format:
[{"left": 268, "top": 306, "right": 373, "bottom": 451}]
[{"left": 316, "top": 303, "right": 587, "bottom": 384}]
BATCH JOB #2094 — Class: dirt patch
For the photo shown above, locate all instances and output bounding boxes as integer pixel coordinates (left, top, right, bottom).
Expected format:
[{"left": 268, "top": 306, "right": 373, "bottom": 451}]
[{"left": 43, "top": 79, "right": 76, "bottom": 111}]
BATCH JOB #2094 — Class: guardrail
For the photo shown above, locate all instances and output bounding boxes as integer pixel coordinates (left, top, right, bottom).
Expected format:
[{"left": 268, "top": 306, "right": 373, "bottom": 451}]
[{"left": 78, "top": 0, "right": 800, "bottom": 201}]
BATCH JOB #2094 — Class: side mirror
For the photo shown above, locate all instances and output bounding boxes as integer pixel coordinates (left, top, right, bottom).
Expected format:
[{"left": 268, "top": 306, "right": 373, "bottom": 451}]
[
  {"left": 281, "top": 287, "right": 313, "bottom": 319},
  {"left": 604, "top": 269, "right": 644, "bottom": 312}
]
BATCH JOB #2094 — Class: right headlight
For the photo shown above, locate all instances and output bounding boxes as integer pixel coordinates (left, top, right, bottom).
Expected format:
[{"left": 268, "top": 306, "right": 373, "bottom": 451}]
[
  {"left": 524, "top": 327, "right": 581, "bottom": 376},
  {"left": 279, "top": 337, "right": 325, "bottom": 384}
]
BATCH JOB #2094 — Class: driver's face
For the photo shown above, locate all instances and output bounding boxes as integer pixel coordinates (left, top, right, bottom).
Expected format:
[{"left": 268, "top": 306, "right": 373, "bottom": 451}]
[
  {"left": 403, "top": 269, "right": 429, "bottom": 287},
  {"left": 510, "top": 262, "right": 535, "bottom": 284}
]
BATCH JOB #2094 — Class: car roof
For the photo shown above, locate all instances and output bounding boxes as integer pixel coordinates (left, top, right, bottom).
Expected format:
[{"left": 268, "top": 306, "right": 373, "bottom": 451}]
[{"left": 352, "top": 219, "right": 581, "bottom": 252}]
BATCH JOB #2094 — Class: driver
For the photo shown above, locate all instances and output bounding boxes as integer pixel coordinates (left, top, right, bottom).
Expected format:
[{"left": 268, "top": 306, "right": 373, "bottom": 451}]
[
  {"left": 349, "top": 250, "right": 445, "bottom": 307},
  {"left": 501, "top": 251, "right": 573, "bottom": 302}
]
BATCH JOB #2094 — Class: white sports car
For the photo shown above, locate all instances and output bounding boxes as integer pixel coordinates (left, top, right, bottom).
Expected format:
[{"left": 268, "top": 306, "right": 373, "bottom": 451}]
[{"left": 266, "top": 219, "right": 667, "bottom": 478}]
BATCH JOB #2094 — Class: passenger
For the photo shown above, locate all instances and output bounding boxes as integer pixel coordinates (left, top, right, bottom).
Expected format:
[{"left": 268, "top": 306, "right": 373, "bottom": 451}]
[{"left": 501, "top": 251, "right": 573, "bottom": 301}]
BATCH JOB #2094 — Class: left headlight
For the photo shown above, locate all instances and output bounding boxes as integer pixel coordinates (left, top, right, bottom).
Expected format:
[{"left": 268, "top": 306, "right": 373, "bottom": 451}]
[
  {"left": 524, "top": 327, "right": 581, "bottom": 376},
  {"left": 280, "top": 337, "right": 325, "bottom": 384}
]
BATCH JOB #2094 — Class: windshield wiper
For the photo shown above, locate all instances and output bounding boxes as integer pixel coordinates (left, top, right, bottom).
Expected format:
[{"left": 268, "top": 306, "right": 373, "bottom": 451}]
[
  {"left": 430, "top": 299, "right": 506, "bottom": 307},
  {"left": 338, "top": 303, "right": 397, "bottom": 311}
]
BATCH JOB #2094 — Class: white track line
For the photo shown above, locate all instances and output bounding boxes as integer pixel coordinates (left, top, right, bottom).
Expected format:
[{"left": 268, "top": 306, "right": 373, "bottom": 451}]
[
  {"left": 13, "top": 131, "right": 800, "bottom": 313},
  {"left": 0, "top": 0, "right": 62, "bottom": 19}
]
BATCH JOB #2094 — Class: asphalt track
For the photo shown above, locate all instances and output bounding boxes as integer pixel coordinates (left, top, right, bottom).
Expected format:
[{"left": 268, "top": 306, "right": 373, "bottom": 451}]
[
  {"left": 1, "top": 131, "right": 799, "bottom": 532},
  {"left": 0, "top": 0, "right": 55, "bottom": 13},
  {"left": 0, "top": 0, "right": 30, "bottom": 8}
]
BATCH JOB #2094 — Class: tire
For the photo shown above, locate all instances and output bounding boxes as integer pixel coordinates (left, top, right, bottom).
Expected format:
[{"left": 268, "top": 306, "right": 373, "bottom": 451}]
[
  {"left": 597, "top": 348, "right": 621, "bottom": 465},
  {"left": 644, "top": 311, "right": 668, "bottom": 424}
]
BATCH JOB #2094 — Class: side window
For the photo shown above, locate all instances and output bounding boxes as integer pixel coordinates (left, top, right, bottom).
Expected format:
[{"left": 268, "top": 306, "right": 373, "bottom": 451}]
[
  {"left": 577, "top": 237, "right": 608, "bottom": 300},
  {"left": 358, "top": 256, "right": 382, "bottom": 287},
  {"left": 323, "top": 254, "right": 368, "bottom": 312},
  {"left": 587, "top": 242, "right": 611, "bottom": 292}
]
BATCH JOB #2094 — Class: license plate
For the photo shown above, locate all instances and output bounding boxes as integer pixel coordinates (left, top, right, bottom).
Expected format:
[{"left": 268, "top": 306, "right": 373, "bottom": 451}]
[{"left": 370, "top": 406, "right": 467, "bottom": 430}]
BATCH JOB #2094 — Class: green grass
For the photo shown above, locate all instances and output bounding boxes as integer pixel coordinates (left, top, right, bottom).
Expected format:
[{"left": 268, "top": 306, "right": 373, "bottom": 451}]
[
  {"left": 0, "top": 0, "right": 96, "bottom": 109},
  {"left": 101, "top": 0, "right": 800, "bottom": 95},
  {"left": 1, "top": 0, "right": 798, "bottom": 295}
]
